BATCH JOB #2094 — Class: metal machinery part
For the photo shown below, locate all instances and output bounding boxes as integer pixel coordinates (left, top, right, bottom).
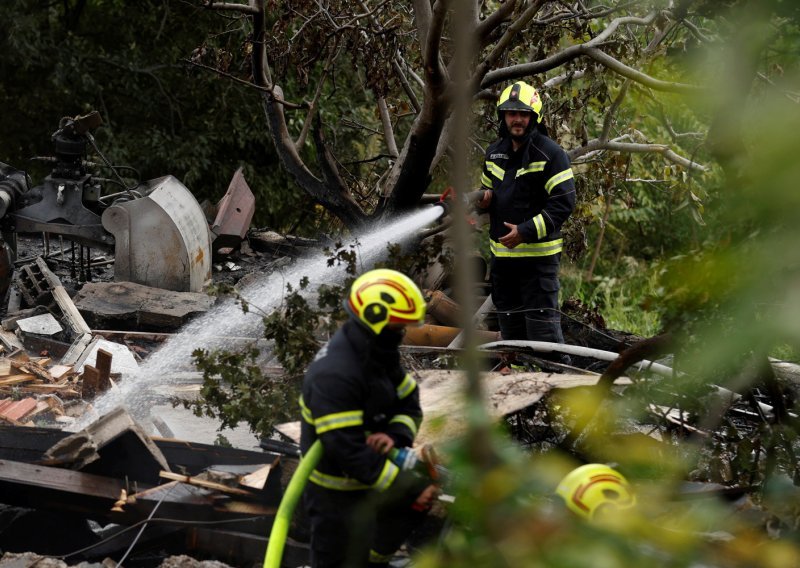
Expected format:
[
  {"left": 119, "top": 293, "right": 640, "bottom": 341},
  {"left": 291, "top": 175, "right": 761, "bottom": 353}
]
[
  {"left": 102, "top": 176, "right": 211, "bottom": 293},
  {"left": 0, "top": 112, "right": 211, "bottom": 294},
  {"left": 7, "top": 112, "right": 108, "bottom": 248}
]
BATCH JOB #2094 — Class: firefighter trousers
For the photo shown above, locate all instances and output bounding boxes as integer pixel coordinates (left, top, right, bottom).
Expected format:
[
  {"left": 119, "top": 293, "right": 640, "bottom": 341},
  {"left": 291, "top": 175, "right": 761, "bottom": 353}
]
[
  {"left": 304, "top": 480, "right": 427, "bottom": 568},
  {"left": 490, "top": 255, "right": 565, "bottom": 344}
]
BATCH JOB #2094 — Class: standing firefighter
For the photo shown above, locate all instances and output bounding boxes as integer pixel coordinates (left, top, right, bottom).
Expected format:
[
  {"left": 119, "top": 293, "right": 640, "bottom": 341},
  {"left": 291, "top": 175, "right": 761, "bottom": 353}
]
[
  {"left": 300, "top": 269, "right": 438, "bottom": 568},
  {"left": 477, "top": 81, "right": 576, "bottom": 357}
]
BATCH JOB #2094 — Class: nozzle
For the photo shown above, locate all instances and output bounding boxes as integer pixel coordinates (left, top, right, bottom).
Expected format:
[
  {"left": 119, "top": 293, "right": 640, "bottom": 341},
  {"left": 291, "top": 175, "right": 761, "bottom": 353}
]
[
  {"left": 432, "top": 199, "right": 450, "bottom": 216},
  {"left": 433, "top": 189, "right": 487, "bottom": 217}
]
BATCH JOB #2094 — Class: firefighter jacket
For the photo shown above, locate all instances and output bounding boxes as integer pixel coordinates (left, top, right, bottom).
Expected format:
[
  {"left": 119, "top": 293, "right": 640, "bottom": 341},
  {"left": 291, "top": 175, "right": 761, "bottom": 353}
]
[
  {"left": 299, "top": 319, "right": 422, "bottom": 492},
  {"left": 480, "top": 129, "right": 576, "bottom": 259}
]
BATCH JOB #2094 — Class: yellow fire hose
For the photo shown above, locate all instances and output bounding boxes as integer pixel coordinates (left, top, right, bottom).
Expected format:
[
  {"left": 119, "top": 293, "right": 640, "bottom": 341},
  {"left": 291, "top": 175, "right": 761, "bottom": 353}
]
[{"left": 263, "top": 440, "right": 323, "bottom": 568}]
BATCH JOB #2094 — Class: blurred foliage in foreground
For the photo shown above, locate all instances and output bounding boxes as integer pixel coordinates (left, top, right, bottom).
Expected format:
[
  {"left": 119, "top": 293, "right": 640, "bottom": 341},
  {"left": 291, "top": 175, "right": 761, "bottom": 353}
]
[{"left": 415, "top": 3, "right": 800, "bottom": 567}]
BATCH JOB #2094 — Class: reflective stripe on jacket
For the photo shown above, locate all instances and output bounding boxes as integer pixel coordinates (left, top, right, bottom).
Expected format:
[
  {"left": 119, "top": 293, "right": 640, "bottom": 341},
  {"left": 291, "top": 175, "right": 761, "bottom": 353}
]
[
  {"left": 480, "top": 130, "right": 576, "bottom": 258},
  {"left": 299, "top": 320, "right": 422, "bottom": 491}
]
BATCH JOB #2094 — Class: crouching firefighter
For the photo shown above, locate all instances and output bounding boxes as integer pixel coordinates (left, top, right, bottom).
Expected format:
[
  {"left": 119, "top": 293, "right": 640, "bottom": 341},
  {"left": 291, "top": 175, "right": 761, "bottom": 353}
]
[{"left": 300, "top": 269, "right": 439, "bottom": 568}]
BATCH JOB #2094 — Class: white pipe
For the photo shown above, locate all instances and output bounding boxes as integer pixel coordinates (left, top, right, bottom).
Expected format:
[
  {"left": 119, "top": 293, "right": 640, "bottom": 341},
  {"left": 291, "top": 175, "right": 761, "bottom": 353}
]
[{"left": 478, "top": 340, "right": 674, "bottom": 376}]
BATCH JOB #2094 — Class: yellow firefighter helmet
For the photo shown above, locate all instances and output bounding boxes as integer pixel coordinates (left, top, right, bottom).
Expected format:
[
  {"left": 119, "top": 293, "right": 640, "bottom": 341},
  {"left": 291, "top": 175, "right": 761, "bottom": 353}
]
[
  {"left": 556, "top": 463, "right": 636, "bottom": 520},
  {"left": 346, "top": 269, "right": 426, "bottom": 335}
]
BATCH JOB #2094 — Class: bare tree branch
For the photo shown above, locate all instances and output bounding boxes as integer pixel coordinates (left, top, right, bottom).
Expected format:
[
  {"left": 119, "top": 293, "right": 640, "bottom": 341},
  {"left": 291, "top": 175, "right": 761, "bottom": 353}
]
[
  {"left": 354, "top": 0, "right": 422, "bottom": 121},
  {"left": 471, "top": 0, "right": 545, "bottom": 88},
  {"left": 681, "top": 17, "right": 712, "bottom": 44},
  {"left": 249, "top": 0, "right": 272, "bottom": 88},
  {"left": 403, "top": 57, "right": 426, "bottom": 88},
  {"left": 242, "top": 0, "right": 367, "bottom": 229},
  {"left": 483, "top": 40, "right": 703, "bottom": 94},
  {"left": 544, "top": 68, "right": 587, "bottom": 88},
  {"left": 424, "top": 0, "right": 448, "bottom": 83},
  {"left": 411, "top": 0, "right": 433, "bottom": 54},
  {"left": 757, "top": 72, "right": 800, "bottom": 104},
  {"left": 344, "top": 0, "right": 391, "bottom": 25},
  {"left": 295, "top": 47, "right": 338, "bottom": 150},
  {"left": 204, "top": 1, "right": 258, "bottom": 15},
  {"left": 312, "top": 116, "right": 367, "bottom": 220},
  {"left": 571, "top": 136, "right": 707, "bottom": 171},
  {"left": 476, "top": 0, "right": 519, "bottom": 48},
  {"left": 183, "top": 58, "right": 311, "bottom": 108},
  {"left": 392, "top": 59, "right": 422, "bottom": 112},
  {"left": 584, "top": 47, "right": 703, "bottom": 94},
  {"left": 378, "top": 97, "right": 400, "bottom": 158},
  {"left": 480, "top": 10, "right": 706, "bottom": 95}
]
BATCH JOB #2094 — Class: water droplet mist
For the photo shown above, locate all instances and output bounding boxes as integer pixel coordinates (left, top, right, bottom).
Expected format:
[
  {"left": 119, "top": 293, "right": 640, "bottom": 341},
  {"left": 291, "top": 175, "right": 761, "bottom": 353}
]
[{"left": 76, "top": 206, "right": 445, "bottom": 428}]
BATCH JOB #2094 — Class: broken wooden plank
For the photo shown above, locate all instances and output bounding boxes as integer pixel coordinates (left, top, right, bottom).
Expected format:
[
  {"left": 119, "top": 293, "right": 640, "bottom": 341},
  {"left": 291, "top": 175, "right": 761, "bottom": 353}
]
[
  {"left": 16, "top": 385, "right": 77, "bottom": 396},
  {"left": 240, "top": 464, "right": 275, "bottom": 491},
  {"left": 60, "top": 332, "right": 94, "bottom": 366},
  {"left": 0, "top": 374, "right": 38, "bottom": 386},
  {"left": 0, "top": 459, "right": 272, "bottom": 532},
  {"left": 150, "top": 437, "right": 286, "bottom": 478},
  {"left": 11, "top": 359, "right": 55, "bottom": 383},
  {"left": 35, "top": 257, "right": 92, "bottom": 337},
  {"left": 23, "top": 400, "right": 54, "bottom": 423},
  {"left": 95, "top": 348, "right": 113, "bottom": 389},
  {"left": 0, "top": 458, "right": 126, "bottom": 510},
  {"left": 159, "top": 471, "right": 255, "bottom": 497},
  {"left": 48, "top": 365, "right": 74, "bottom": 380},
  {"left": 92, "top": 329, "right": 173, "bottom": 341},
  {"left": 39, "top": 396, "right": 64, "bottom": 417},
  {"left": 81, "top": 366, "right": 103, "bottom": 399},
  {"left": 81, "top": 348, "right": 112, "bottom": 398}
]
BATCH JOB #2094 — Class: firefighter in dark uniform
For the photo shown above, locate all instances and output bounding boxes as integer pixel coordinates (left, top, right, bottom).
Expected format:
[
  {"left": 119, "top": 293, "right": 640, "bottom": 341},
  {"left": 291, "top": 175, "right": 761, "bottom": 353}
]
[
  {"left": 476, "top": 81, "right": 576, "bottom": 352},
  {"left": 300, "top": 269, "right": 438, "bottom": 568}
]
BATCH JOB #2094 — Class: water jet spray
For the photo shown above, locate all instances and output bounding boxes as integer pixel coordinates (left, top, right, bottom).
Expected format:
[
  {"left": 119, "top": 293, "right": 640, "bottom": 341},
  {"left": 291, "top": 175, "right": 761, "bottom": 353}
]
[{"left": 74, "top": 206, "right": 447, "bottom": 431}]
